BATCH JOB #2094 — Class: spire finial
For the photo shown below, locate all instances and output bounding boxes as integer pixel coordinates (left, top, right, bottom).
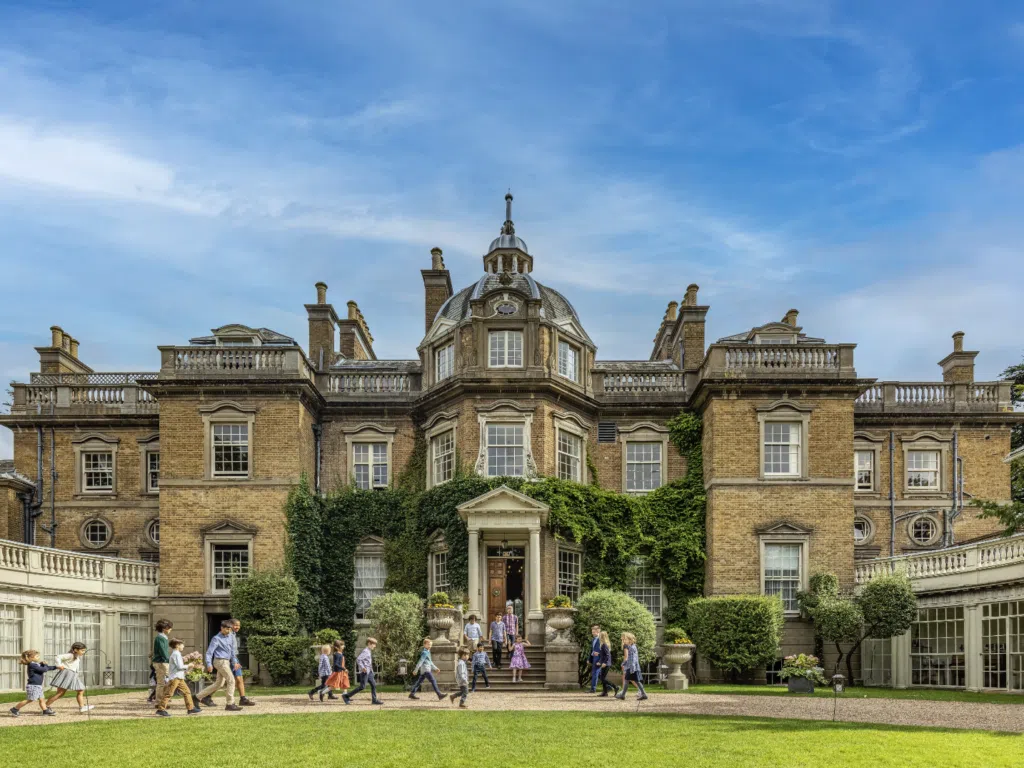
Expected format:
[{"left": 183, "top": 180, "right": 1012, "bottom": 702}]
[{"left": 502, "top": 191, "right": 515, "bottom": 235}]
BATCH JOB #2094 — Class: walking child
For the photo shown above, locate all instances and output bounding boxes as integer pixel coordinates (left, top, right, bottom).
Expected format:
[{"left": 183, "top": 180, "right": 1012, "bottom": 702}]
[
  {"left": 326, "top": 639, "right": 349, "bottom": 696},
  {"left": 155, "top": 639, "right": 202, "bottom": 716},
  {"left": 597, "top": 631, "right": 619, "bottom": 697},
  {"left": 463, "top": 614, "right": 483, "bottom": 647},
  {"left": 509, "top": 634, "right": 531, "bottom": 683},
  {"left": 488, "top": 612, "right": 506, "bottom": 668},
  {"left": 408, "top": 637, "right": 445, "bottom": 701},
  {"left": 448, "top": 647, "right": 470, "bottom": 708},
  {"left": 614, "top": 632, "right": 647, "bottom": 701},
  {"left": 197, "top": 619, "right": 243, "bottom": 711},
  {"left": 470, "top": 642, "right": 492, "bottom": 691},
  {"left": 8, "top": 650, "right": 57, "bottom": 717},
  {"left": 588, "top": 625, "right": 602, "bottom": 693},
  {"left": 502, "top": 604, "right": 519, "bottom": 653},
  {"left": 151, "top": 619, "right": 172, "bottom": 707},
  {"left": 309, "top": 644, "right": 333, "bottom": 701},
  {"left": 230, "top": 618, "right": 256, "bottom": 706},
  {"left": 343, "top": 638, "right": 383, "bottom": 705},
  {"left": 45, "top": 642, "right": 94, "bottom": 713}
]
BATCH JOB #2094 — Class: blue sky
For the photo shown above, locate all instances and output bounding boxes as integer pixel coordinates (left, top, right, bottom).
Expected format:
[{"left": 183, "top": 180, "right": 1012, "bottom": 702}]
[{"left": 2, "top": 1, "right": 1023, "bottom": 458}]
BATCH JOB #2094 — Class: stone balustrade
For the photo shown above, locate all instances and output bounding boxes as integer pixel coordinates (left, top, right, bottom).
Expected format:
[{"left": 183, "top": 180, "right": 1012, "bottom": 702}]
[
  {"left": 854, "top": 381, "right": 1013, "bottom": 413},
  {"left": 855, "top": 533, "right": 1024, "bottom": 592},
  {"left": 0, "top": 540, "right": 159, "bottom": 598},
  {"left": 159, "top": 346, "right": 315, "bottom": 379},
  {"left": 10, "top": 380, "right": 159, "bottom": 415},
  {"left": 701, "top": 343, "right": 857, "bottom": 379},
  {"left": 593, "top": 362, "right": 686, "bottom": 401},
  {"left": 326, "top": 372, "right": 417, "bottom": 394}
]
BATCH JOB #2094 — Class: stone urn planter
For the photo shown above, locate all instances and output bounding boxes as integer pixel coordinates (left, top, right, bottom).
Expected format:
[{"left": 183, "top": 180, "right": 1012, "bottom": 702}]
[
  {"left": 787, "top": 676, "right": 815, "bottom": 693},
  {"left": 660, "top": 643, "right": 695, "bottom": 690},
  {"left": 426, "top": 606, "right": 459, "bottom": 644},
  {"left": 543, "top": 606, "right": 577, "bottom": 645}
]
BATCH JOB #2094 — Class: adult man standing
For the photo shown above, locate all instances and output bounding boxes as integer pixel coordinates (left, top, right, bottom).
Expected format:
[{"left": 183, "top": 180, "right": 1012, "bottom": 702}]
[
  {"left": 230, "top": 619, "right": 255, "bottom": 707},
  {"left": 198, "top": 620, "right": 243, "bottom": 712},
  {"left": 151, "top": 619, "right": 172, "bottom": 707},
  {"left": 588, "top": 625, "right": 602, "bottom": 693}
]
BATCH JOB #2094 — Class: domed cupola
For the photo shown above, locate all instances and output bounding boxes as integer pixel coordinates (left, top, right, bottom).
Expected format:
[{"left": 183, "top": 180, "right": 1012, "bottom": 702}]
[{"left": 484, "top": 193, "right": 533, "bottom": 275}]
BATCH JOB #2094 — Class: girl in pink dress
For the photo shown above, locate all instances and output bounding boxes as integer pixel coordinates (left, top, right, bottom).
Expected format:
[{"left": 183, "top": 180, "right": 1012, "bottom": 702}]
[{"left": 509, "top": 635, "right": 531, "bottom": 682}]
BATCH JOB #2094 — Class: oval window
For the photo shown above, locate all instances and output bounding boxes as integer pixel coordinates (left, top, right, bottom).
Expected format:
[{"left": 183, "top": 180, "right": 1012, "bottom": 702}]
[{"left": 496, "top": 303, "right": 517, "bottom": 315}]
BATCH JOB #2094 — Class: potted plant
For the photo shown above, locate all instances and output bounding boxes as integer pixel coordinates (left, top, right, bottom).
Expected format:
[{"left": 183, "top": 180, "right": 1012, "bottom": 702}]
[
  {"left": 660, "top": 627, "right": 696, "bottom": 690},
  {"left": 426, "top": 591, "right": 459, "bottom": 642},
  {"left": 183, "top": 651, "right": 212, "bottom": 698},
  {"left": 780, "top": 653, "right": 827, "bottom": 693},
  {"left": 544, "top": 595, "right": 577, "bottom": 644}
]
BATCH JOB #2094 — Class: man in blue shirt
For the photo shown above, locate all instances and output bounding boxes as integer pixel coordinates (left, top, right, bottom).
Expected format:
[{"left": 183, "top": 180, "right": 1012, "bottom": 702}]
[
  {"left": 198, "top": 620, "right": 243, "bottom": 711},
  {"left": 588, "top": 625, "right": 602, "bottom": 693}
]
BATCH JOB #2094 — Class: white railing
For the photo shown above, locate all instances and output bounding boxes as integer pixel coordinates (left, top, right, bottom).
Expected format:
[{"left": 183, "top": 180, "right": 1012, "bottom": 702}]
[
  {"left": 600, "top": 371, "right": 685, "bottom": 394},
  {"left": 71, "top": 385, "right": 125, "bottom": 405},
  {"left": 30, "top": 372, "right": 156, "bottom": 385},
  {"left": 12, "top": 382, "right": 159, "bottom": 413},
  {"left": 328, "top": 373, "right": 413, "bottom": 394},
  {"left": 855, "top": 533, "right": 1024, "bottom": 586},
  {"left": 854, "top": 381, "right": 1012, "bottom": 412},
  {"left": 170, "top": 347, "right": 288, "bottom": 372},
  {"left": 0, "top": 540, "right": 159, "bottom": 591},
  {"left": 855, "top": 384, "right": 883, "bottom": 405},
  {"left": 894, "top": 383, "right": 950, "bottom": 405},
  {"left": 721, "top": 345, "right": 843, "bottom": 372},
  {"left": 969, "top": 383, "right": 1000, "bottom": 405}
]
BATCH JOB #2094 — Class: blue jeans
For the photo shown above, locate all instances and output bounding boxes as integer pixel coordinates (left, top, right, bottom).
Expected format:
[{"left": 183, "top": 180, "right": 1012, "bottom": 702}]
[
  {"left": 590, "top": 661, "right": 602, "bottom": 691},
  {"left": 347, "top": 670, "right": 379, "bottom": 702},
  {"left": 410, "top": 671, "right": 440, "bottom": 696}
]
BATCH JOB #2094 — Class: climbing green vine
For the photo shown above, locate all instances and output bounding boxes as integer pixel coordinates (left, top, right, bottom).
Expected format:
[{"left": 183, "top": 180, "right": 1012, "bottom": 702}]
[{"left": 286, "top": 410, "right": 707, "bottom": 643}]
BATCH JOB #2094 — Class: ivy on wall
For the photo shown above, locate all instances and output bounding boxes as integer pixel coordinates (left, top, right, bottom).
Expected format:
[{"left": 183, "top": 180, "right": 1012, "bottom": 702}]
[{"left": 286, "top": 411, "right": 707, "bottom": 643}]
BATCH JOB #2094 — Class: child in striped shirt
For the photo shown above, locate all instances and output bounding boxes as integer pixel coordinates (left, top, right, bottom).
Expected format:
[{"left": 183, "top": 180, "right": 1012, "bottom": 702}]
[
  {"left": 308, "top": 644, "right": 333, "bottom": 702},
  {"left": 470, "top": 643, "right": 492, "bottom": 692}
]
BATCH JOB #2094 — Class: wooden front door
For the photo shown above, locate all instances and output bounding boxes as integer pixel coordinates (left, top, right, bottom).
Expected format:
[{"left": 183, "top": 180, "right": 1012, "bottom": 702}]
[{"left": 488, "top": 558, "right": 506, "bottom": 619}]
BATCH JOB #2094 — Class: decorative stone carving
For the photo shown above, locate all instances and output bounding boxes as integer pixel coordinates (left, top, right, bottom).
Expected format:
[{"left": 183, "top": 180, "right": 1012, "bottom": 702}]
[
  {"left": 543, "top": 607, "right": 577, "bottom": 645},
  {"left": 426, "top": 607, "right": 460, "bottom": 644}
]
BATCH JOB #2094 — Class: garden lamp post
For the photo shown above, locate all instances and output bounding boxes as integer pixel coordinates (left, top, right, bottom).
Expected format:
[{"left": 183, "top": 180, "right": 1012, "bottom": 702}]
[
  {"left": 830, "top": 674, "right": 845, "bottom": 722},
  {"left": 103, "top": 663, "right": 115, "bottom": 688}
]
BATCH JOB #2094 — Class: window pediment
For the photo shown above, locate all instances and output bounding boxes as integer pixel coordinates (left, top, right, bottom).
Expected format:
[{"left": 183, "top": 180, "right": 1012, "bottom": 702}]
[
  {"left": 757, "top": 521, "right": 812, "bottom": 536},
  {"left": 71, "top": 433, "right": 119, "bottom": 446},
  {"left": 201, "top": 520, "right": 258, "bottom": 536},
  {"left": 756, "top": 399, "right": 814, "bottom": 414},
  {"left": 198, "top": 400, "right": 257, "bottom": 415},
  {"left": 456, "top": 485, "right": 550, "bottom": 522}
]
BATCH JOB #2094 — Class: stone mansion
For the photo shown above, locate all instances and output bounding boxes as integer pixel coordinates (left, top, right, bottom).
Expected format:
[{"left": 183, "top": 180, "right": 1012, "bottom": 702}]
[{"left": 1, "top": 194, "right": 1022, "bottom": 693}]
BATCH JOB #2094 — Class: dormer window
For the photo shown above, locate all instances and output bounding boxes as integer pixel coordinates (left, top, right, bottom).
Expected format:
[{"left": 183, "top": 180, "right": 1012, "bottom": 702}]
[
  {"left": 489, "top": 330, "right": 523, "bottom": 368},
  {"left": 754, "top": 334, "right": 797, "bottom": 344},
  {"left": 218, "top": 336, "right": 258, "bottom": 346}
]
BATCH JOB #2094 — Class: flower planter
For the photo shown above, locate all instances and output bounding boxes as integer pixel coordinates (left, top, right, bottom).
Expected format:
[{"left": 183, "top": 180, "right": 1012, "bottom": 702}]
[
  {"left": 426, "top": 607, "right": 460, "bottom": 644},
  {"left": 787, "top": 676, "right": 815, "bottom": 693},
  {"left": 543, "top": 607, "right": 577, "bottom": 645},
  {"left": 660, "top": 643, "right": 695, "bottom": 690}
]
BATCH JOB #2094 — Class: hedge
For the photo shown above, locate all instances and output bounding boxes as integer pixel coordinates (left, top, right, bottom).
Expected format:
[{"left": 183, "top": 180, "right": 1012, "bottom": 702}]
[
  {"left": 687, "top": 595, "right": 784, "bottom": 678},
  {"left": 571, "top": 589, "right": 657, "bottom": 666}
]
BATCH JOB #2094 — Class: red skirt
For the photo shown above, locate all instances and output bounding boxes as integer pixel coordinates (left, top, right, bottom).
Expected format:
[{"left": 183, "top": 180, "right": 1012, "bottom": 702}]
[{"left": 326, "top": 671, "right": 349, "bottom": 689}]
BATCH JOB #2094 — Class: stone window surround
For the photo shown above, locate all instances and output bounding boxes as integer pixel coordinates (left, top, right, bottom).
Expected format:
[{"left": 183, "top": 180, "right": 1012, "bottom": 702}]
[
  {"left": 487, "top": 328, "right": 525, "bottom": 369},
  {"left": 758, "top": 525, "right": 810, "bottom": 616},
  {"left": 854, "top": 432, "right": 885, "bottom": 496},
  {"left": 907, "top": 511, "right": 942, "bottom": 547},
  {"left": 756, "top": 400, "right": 813, "bottom": 482},
  {"left": 555, "top": 335, "right": 582, "bottom": 384},
  {"left": 474, "top": 401, "right": 537, "bottom": 478},
  {"left": 137, "top": 433, "right": 160, "bottom": 495},
  {"left": 424, "top": 411, "right": 458, "bottom": 489},
  {"left": 200, "top": 401, "right": 256, "bottom": 481},
  {"left": 901, "top": 432, "right": 950, "bottom": 497},
  {"left": 629, "top": 553, "right": 665, "bottom": 624},
  {"left": 354, "top": 535, "right": 387, "bottom": 626},
  {"left": 854, "top": 514, "right": 875, "bottom": 546},
  {"left": 343, "top": 424, "right": 396, "bottom": 489},
  {"left": 145, "top": 517, "right": 160, "bottom": 549},
  {"left": 203, "top": 521, "right": 256, "bottom": 596},
  {"left": 434, "top": 339, "right": 455, "bottom": 384},
  {"left": 553, "top": 411, "right": 590, "bottom": 483},
  {"left": 72, "top": 433, "right": 120, "bottom": 498},
  {"left": 556, "top": 540, "right": 584, "bottom": 601},
  {"left": 79, "top": 515, "right": 113, "bottom": 550},
  {"left": 618, "top": 422, "right": 669, "bottom": 494}
]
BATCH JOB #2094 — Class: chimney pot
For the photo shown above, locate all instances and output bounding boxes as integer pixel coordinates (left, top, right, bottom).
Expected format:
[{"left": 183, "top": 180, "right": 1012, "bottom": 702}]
[
  {"left": 61, "top": 333, "right": 72, "bottom": 353},
  {"left": 430, "top": 247, "right": 445, "bottom": 270},
  {"left": 953, "top": 331, "right": 965, "bottom": 353},
  {"left": 666, "top": 301, "right": 678, "bottom": 322},
  {"left": 69, "top": 338, "right": 80, "bottom": 359},
  {"left": 347, "top": 300, "right": 358, "bottom": 320},
  {"left": 315, "top": 282, "right": 328, "bottom": 305},
  {"left": 50, "top": 326, "right": 64, "bottom": 348},
  {"left": 684, "top": 284, "right": 699, "bottom": 306},
  {"left": 783, "top": 309, "right": 799, "bottom": 327}
]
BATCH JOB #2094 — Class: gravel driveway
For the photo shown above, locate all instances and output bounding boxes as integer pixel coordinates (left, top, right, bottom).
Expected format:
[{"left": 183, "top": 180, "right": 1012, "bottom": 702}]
[{"left": 3, "top": 690, "right": 1022, "bottom": 732}]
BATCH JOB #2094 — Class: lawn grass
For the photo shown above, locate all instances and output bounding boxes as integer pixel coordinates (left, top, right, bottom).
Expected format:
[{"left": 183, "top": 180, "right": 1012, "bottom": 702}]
[
  {"left": 668, "top": 684, "right": 1024, "bottom": 706},
  {"left": 1, "top": 710, "right": 1019, "bottom": 768}
]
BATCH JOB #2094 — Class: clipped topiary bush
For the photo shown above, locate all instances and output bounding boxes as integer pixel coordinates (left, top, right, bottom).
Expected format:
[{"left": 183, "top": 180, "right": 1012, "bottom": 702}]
[
  {"left": 687, "top": 595, "right": 784, "bottom": 680},
  {"left": 246, "top": 636, "right": 313, "bottom": 685},
  {"left": 366, "top": 592, "right": 426, "bottom": 681},
  {"left": 229, "top": 570, "right": 299, "bottom": 637},
  {"left": 571, "top": 589, "right": 657, "bottom": 667}
]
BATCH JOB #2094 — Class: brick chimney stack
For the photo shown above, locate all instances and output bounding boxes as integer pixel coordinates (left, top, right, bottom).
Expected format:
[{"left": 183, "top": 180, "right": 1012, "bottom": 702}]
[
  {"left": 305, "top": 282, "right": 338, "bottom": 371},
  {"left": 680, "top": 285, "right": 708, "bottom": 373},
  {"left": 421, "top": 247, "right": 453, "bottom": 335},
  {"left": 939, "top": 331, "right": 978, "bottom": 383},
  {"left": 337, "top": 301, "right": 377, "bottom": 360},
  {"left": 783, "top": 309, "right": 799, "bottom": 327}
]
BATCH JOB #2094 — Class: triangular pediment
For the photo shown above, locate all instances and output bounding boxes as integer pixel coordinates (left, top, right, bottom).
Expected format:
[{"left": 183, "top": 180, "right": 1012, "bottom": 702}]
[
  {"left": 201, "top": 519, "right": 258, "bottom": 536},
  {"left": 757, "top": 521, "right": 812, "bottom": 536},
  {"left": 422, "top": 315, "right": 457, "bottom": 346},
  {"left": 457, "top": 485, "right": 550, "bottom": 522}
]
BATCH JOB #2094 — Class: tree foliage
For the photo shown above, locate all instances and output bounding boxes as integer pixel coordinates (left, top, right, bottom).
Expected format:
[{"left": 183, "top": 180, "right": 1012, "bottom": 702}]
[
  {"left": 229, "top": 570, "right": 299, "bottom": 637},
  {"left": 687, "top": 596, "right": 784, "bottom": 679},
  {"left": 571, "top": 589, "right": 658, "bottom": 666},
  {"left": 365, "top": 592, "right": 426, "bottom": 681}
]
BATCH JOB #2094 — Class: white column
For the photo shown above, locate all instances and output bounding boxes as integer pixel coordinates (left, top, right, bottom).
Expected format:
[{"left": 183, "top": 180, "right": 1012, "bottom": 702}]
[
  {"left": 964, "top": 603, "right": 982, "bottom": 692},
  {"left": 528, "top": 528, "right": 542, "bottom": 618},
  {"left": 467, "top": 529, "right": 480, "bottom": 616},
  {"left": 892, "top": 630, "right": 911, "bottom": 689}
]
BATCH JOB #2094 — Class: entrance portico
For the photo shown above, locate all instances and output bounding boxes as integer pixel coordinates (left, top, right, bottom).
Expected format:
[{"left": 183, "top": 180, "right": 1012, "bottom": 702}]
[{"left": 457, "top": 485, "right": 550, "bottom": 643}]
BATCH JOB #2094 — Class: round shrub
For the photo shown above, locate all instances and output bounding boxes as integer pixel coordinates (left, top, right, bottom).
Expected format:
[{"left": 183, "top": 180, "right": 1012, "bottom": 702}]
[
  {"left": 229, "top": 570, "right": 299, "bottom": 637},
  {"left": 366, "top": 592, "right": 425, "bottom": 681},
  {"left": 571, "top": 589, "right": 657, "bottom": 666},
  {"left": 687, "top": 595, "right": 784, "bottom": 679}
]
